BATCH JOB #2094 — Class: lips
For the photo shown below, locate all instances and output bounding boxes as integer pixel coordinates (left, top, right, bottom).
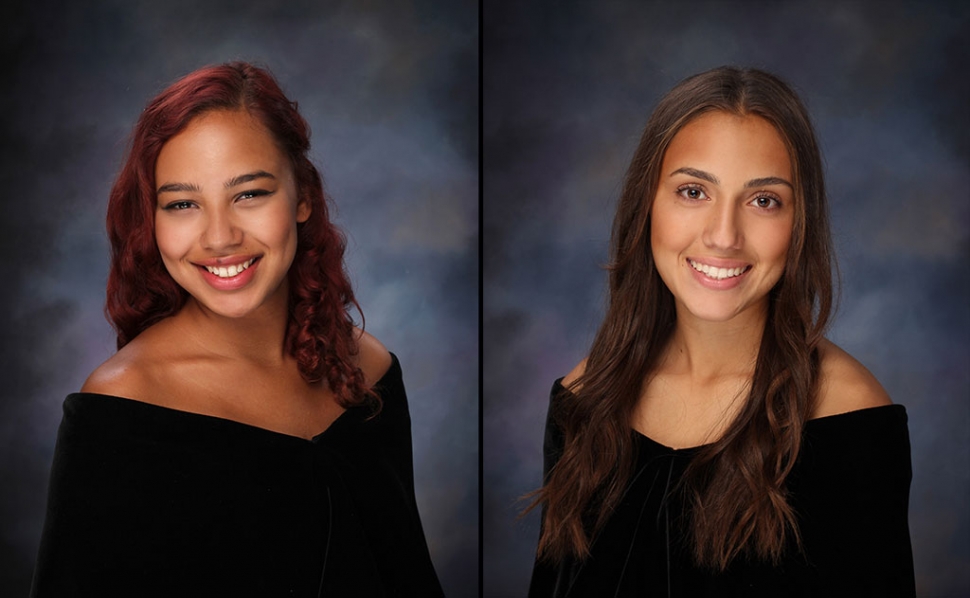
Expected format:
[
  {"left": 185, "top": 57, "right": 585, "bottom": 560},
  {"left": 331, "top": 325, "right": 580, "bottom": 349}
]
[
  {"left": 687, "top": 258, "right": 751, "bottom": 281},
  {"left": 193, "top": 255, "right": 261, "bottom": 290},
  {"left": 203, "top": 257, "right": 256, "bottom": 279}
]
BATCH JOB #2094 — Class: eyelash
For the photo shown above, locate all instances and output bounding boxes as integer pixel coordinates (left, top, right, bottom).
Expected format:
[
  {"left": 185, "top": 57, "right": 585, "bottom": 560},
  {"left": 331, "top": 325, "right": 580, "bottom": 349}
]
[
  {"left": 675, "top": 184, "right": 783, "bottom": 210},
  {"left": 677, "top": 184, "right": 708, "bottom": 202},
  {"left": 237, "top": 189, "right": 271, "bottom": 201},
  {"left": 162, "top": 200, "right": 195, "bottom": 211},
  {"left": 160, "top": 190, "right": 271, "bottom": 211},
  {"left": 750, "top": 194, "right": 782, "bottom": 210}
]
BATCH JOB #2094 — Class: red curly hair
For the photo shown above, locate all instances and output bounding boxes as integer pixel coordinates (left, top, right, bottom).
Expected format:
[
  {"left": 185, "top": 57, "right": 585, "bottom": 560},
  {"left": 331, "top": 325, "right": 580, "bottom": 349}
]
[{"left": 105, "top": 62, "right": 373, "bottom": 408}]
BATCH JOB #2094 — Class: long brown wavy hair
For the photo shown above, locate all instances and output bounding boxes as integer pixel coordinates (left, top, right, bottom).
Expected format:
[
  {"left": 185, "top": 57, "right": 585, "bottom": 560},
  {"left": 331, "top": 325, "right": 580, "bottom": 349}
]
[
  {"left": 105, "top": 62, "right": 374, "bottom": 409},
  {"left": 530, "top": 66, "right": 835, "bottom": 570}
]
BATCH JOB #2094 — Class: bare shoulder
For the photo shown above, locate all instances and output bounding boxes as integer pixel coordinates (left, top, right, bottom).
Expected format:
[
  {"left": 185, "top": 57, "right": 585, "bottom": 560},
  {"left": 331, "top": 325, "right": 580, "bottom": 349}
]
[
  {"left": 813, "top": 339, "right": 892, "bottom": 419},
  {"left": 354, "top": 327, "right": 392, "bottom": 387},
  {"left": 81, "top": 337, "right": 157, "bottom": 401},
  {"left": 80, "top": 319, "right": 181, "bottom": 403},
  {"left": 561, "top": 358, "right": 588, "bottom": 390}
]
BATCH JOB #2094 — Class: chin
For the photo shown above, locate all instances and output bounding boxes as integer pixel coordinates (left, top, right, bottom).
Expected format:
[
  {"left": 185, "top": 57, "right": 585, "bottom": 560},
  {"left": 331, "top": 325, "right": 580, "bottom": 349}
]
[
  {"left": 208, "top": 305, "right": 258, "bottom": 319},
  {"left": 680, "top": 299, "right": 745, "bottom": 323},
  {"left": 691, "top": 311, "right": 741, "bottom": 323},
  {"left": 190, "top": 294, "right": 263, "bottom": 319}
]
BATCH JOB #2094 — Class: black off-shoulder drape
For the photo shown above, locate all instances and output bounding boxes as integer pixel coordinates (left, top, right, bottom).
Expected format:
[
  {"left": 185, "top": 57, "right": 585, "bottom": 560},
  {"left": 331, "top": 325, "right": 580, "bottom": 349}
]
[
  {"left": 530, "top": 379, "right": 915, "bottom": 598},
  {"left": 31, "top": 354, "right": 443, "bottom": 598}
]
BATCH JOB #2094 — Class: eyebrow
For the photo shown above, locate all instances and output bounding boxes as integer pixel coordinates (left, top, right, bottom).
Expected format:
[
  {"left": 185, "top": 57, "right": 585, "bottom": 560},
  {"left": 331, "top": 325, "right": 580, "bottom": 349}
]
[
  {"left": 156, "top": 181, "right": 202, "bottom": 194},
  {"left": 669, "top": 167, "right": 793, "bottom": 190},
  {"left": 225, "top": 170, "right": 276, "bottom": 188},
  {"left": 156, "top": 171, "right": 277, "bottom": 195}
]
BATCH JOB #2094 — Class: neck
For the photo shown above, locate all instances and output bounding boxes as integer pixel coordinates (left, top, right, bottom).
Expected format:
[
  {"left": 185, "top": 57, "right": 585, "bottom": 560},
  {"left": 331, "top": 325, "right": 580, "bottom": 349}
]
[
  {"left": 173, "top": 295, "right": 291, "bottom": 366},
  {"left": 664, "top": 302, "right": 768, "bottom": 384}
]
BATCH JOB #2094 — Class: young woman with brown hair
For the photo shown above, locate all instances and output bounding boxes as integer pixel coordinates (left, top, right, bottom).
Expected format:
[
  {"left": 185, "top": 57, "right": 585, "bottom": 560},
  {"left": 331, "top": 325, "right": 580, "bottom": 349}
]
[{"left": 528, "top": 67, "right": 915, "bottom": 597}]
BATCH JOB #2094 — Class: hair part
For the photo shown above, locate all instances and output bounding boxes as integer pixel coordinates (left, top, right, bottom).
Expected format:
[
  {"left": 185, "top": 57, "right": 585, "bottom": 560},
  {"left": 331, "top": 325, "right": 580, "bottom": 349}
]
[
  {"left": 105, "top": 62, "right": 374, "bottom": 409},
  {"left": 529, "top": 66, "right": 836, "bottom": 569}
]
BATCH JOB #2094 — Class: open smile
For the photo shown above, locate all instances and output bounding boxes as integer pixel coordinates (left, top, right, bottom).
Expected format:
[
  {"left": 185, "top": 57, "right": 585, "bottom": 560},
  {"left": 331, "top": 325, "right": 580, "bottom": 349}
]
[
  {"left": 193, "top": 256, "right": 262, "bottom": 290},
  {"left": 687, "top": 258, "right": 751, "bottom": 281},
  {"left": 202, "top": 257, "right": 257, "bottom": 279}
]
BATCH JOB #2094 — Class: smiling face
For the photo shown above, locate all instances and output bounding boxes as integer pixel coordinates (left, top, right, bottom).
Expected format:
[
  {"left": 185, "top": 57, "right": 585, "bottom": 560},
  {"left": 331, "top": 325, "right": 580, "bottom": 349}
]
[
  {"left": 650, "top": 110, "right": 795, "bottom": 325},
  {"left": 154, "top": 109, "right": 310, "bottom": 320}
]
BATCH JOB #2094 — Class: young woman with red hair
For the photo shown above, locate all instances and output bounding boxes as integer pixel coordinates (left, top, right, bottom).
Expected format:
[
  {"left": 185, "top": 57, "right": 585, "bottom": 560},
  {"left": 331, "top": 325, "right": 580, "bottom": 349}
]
[
  {"left": 31, "top": 62, "right": 442, "bottom": 596},
  {"left": 527, "top": 67, "right": 915, "bottom": 596}
]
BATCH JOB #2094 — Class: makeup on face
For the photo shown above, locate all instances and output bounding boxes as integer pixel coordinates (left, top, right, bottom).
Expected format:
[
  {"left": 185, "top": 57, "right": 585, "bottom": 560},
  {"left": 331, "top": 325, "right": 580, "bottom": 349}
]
[
  {"left": 650, "top": 111, "right": 795, "bottom": 324},
  {"left": 154, "top": 110, "right": 309, "bottom": 320}
]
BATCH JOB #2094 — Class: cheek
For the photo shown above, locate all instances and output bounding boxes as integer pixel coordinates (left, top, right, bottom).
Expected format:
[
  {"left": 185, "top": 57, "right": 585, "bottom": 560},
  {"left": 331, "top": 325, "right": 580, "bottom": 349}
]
[
  {"left": 747, "top": 215, "right": 794, "bottom": 288},
  {"left": 650, "top": 202, "right": 689, "bottom": 261},
  {"left": 154, "top": 220, "right": 193, "bottom": 262},
  {"left": 282, "top": 222, "right": 299, "bottom": 259},
  {"left": 758, "top": 219, "right": 794, "bottom": 265},
  {"left": 249, "top": 209, "right": 300, "bottom": 263},
  {"left": 649, "top": 204, "right": 691, "bottom": 296}
]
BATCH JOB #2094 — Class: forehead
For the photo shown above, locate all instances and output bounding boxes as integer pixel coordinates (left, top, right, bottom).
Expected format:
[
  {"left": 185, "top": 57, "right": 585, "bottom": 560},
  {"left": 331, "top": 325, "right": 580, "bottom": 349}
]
[
  {"left": 155, "top": 110, "right": 290, "bottom": 181},
  {"left": 662, "top": 111, "right": 792, "bottom": 182}
]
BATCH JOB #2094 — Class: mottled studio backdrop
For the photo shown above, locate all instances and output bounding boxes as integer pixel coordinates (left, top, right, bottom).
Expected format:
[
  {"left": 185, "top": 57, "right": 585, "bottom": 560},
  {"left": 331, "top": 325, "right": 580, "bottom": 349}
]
[
  {"left": 484, "top": 1, "right": 969, "bottom": 596},
  {"left": 1, "top": 1, "right": 477, "bottom": 596}
]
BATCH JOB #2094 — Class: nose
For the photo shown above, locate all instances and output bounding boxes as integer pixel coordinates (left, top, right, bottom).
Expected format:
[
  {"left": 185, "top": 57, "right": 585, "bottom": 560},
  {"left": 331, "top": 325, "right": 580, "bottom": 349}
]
[
  {"left": 200, "top": 207, "right": 243, "bottom": 250},
  {"left": 703, "top": 202, "right": 742, "bottom": 250}
]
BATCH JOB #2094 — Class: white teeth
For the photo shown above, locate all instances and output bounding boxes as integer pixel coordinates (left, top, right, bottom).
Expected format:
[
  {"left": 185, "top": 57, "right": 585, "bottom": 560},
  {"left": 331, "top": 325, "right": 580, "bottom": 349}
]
[
  {"left": 205, "top": 258, "right": 254, "bottom": 278},
  {"left": 688, "top": 259, "right": 747, "bottom": 280}
]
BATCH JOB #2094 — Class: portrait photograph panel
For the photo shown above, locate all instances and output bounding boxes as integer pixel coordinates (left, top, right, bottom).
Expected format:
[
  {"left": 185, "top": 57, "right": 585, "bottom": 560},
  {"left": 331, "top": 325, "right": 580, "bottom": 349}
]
[
  {"left": 484, "top": 1, "right": 968, "bottom": 596},
  {"left": 1, "top": 1, "right": 477, "bottom": 596}
]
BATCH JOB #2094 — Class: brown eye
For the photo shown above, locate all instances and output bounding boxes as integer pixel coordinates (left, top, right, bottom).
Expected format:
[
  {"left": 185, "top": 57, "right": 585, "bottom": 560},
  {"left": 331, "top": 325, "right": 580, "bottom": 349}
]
[
  {"left": 678, "top": 186, "right": 707, "bottom": 201},
  {"left": 162, "top": 200, "right": 195, "bottom": 211},
  {"left": 752, "top": 195, "right": 780, "bottom": 209},
  {"left": 237, "top": 189, "right": 271, "bottom": 202}
]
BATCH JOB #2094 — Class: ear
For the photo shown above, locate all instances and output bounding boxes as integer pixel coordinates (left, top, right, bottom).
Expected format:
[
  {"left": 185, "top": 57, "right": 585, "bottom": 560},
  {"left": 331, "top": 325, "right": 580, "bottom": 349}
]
[{"left": 296, "top": 196, "right": 311, "bottom": 223}]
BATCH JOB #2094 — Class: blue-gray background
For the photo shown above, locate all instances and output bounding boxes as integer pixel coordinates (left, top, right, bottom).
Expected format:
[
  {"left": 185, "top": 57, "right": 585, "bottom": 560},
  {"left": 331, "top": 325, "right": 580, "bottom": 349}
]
[
  {"left": 484, "top": 1, "right": 969, "bottom": 596},
  {"left": 1, "top": 1, "right": 477, "bottom": 596}
]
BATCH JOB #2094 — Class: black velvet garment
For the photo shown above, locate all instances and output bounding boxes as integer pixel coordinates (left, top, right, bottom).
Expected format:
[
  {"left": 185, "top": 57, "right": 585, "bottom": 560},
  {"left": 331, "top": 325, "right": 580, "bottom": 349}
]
[
  {"left": 31, "top": 354, "right": 443, "bottom": 597},
  {"left": 530, "top": 379, "right": 916, "bottom": 598}
]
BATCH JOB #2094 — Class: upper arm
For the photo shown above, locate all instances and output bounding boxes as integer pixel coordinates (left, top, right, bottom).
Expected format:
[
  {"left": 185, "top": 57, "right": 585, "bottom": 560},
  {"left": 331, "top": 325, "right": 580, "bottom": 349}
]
[
  {"left": 355, "top": 327, "right": 392, "bottom": 387},
  {"left": 813, "top": 340, "right": 892, "bottom": 419}
]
